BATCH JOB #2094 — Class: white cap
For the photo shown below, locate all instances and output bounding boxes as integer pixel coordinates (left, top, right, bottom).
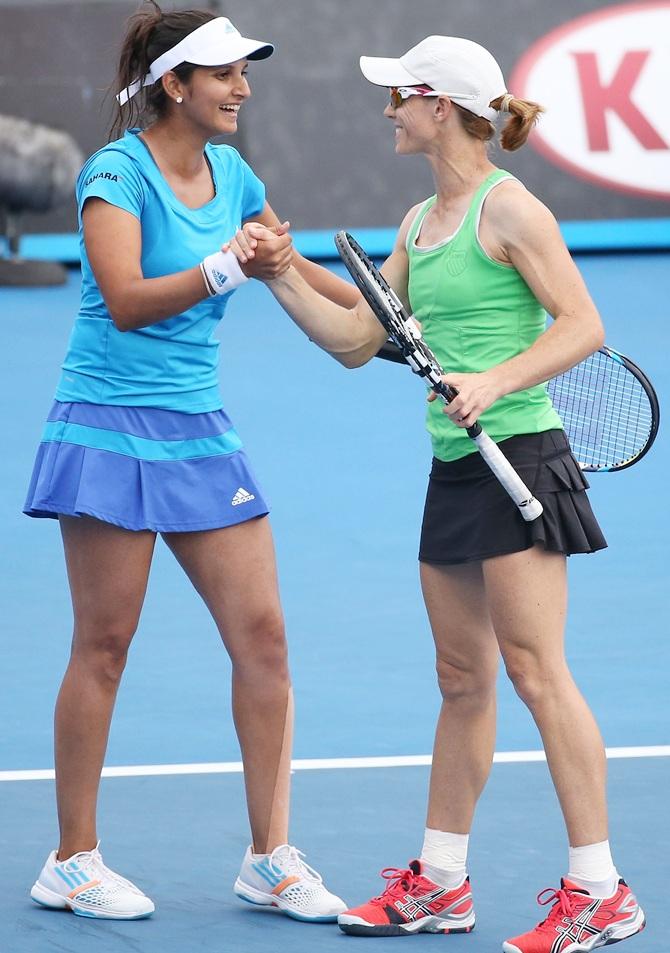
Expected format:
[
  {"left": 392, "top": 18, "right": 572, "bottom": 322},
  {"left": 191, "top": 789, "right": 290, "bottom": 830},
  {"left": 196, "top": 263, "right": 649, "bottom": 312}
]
[
  {"left": 360, "top": 36, "right": 506, "bottom": 121},
  {"left": 117, "top": 17, "right": 274, "bottom": 105}
]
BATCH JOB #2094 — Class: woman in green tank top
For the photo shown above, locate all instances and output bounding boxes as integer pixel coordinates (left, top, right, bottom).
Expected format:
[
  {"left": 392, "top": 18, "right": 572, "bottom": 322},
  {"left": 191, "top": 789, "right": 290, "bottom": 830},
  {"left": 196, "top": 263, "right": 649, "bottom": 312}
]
[{"left": 225, "top": 34, "right": 644, "bottom": 953}]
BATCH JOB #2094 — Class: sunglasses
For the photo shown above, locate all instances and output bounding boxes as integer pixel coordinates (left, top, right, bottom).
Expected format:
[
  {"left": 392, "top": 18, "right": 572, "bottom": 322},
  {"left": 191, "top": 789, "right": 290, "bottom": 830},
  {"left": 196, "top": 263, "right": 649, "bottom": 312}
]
[{"left": 389, "top": 85, "right": 442, "bottom": 108}]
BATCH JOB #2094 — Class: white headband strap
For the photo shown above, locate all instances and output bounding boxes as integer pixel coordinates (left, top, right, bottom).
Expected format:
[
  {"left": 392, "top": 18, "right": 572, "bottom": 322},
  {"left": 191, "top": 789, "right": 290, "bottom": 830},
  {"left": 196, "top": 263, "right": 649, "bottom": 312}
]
[{"left": 116, "top": 17, "right": 272, "bottom": 105}]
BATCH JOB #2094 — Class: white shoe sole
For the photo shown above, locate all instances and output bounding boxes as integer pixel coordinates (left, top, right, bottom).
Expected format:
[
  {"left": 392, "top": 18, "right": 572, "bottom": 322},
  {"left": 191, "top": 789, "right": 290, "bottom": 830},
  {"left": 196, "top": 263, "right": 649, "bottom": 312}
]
[
  {"left": 338, "top": 911, "right": 476, "bottom": 936},
  {"left": 31, "top": 881, "right": 154, "bottom": 920},
  {"left": 233, "top": 877, "right": 344, "bottom": 922}
]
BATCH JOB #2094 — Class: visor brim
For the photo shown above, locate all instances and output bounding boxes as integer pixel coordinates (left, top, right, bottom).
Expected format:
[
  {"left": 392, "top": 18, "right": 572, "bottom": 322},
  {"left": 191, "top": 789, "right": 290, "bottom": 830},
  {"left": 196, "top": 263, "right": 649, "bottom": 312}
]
[{"left": 187, "top": 38, "right": 274, "bottom": 67}]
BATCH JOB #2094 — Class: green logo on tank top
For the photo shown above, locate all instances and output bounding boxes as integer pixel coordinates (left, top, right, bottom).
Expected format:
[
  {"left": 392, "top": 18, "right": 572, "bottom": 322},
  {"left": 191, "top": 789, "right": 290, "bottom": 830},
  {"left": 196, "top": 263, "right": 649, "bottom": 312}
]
[{"left": 445, "top": 251, "right": 468, "bottom": 277}]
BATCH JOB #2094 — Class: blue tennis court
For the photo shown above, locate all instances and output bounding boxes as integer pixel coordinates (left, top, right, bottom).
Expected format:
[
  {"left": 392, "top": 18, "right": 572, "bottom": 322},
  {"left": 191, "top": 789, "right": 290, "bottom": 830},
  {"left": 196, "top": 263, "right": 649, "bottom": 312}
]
[{"left": 1, "top": 252, "right": 667, "bottom": 952}]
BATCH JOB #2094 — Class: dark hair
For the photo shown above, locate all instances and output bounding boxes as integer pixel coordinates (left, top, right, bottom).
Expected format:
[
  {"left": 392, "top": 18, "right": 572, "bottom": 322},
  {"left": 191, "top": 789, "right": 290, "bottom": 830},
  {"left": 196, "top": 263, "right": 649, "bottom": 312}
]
[
  {"left": 453, "top": 95, "right": 544, "bottom": 151},
  {"left": 109, "top": 1, "right": 217, "bottom": 139}
]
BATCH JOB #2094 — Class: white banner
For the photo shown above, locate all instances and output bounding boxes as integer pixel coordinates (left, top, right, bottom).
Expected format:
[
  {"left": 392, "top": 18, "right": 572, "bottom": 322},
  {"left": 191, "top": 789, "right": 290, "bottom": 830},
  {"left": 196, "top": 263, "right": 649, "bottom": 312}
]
[{"left": 510, "top": 1, "right": 670, "bottom": 199}]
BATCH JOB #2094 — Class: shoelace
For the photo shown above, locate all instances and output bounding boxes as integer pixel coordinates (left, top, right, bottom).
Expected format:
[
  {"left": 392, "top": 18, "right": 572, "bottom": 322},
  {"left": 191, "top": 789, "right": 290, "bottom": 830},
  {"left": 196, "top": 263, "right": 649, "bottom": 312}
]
[
  {"left": 59, "top": 846, "right": 142, "bottom": 895},
  {"left": 267, "top": 845, "right": 323, "bottom": 884},
  {"left": 533, "top": 886, "right": 577, "bottom": 933},
  {"left": 370, "top": 867, "right": 420, "bottom": 906}
]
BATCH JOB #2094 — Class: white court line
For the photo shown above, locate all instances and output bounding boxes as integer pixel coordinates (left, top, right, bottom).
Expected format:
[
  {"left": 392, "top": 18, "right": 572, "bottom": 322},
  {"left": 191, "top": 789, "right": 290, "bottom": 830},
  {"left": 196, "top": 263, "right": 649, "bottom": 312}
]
[{"left": 1, "top": 745, "right": 668, "bottom": 783}]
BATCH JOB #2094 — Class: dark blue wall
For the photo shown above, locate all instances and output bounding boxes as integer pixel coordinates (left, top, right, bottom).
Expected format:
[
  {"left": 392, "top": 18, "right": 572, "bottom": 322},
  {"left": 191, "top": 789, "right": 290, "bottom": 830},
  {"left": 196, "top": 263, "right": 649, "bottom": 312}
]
[{"left": 1, "top": 0, "right": 667, "bottom": 234}]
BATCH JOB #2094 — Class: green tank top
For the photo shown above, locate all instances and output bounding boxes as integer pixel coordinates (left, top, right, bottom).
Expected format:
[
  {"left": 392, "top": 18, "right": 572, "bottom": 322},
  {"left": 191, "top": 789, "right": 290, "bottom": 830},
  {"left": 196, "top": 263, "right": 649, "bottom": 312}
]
[{"left": 407, "top": 169, "right": 563, "bottom": 462}]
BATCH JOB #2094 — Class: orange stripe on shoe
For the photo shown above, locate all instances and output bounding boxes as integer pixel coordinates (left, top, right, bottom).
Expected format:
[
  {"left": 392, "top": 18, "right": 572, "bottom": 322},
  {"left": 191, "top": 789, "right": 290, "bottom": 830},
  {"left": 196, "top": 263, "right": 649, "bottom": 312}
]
[
  {"left": 68, "top": 879, "right": 101, "bottom": 898},
  {"left": 271, "top": 876, "right": 300, "bottom": 896}
]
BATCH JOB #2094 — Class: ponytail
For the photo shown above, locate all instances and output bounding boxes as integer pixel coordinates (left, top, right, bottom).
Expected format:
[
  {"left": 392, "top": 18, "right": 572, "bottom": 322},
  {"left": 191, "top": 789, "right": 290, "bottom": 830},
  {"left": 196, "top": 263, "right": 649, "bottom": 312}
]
[
  {"left": 489, "top": 94, "right": 544, "bottom": 151},
  {"left": 453, "top": 94, "right": 544, "bottom": 152},
  {"left": 108, "top": 1, "right": 216, "bottom": 140}
]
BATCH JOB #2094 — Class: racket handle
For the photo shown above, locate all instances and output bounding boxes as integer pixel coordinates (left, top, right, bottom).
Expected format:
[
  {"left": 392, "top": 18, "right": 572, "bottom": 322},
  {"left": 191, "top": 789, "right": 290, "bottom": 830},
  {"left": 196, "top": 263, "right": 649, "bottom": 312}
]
[{"left": 470, "top": 429, "right": 544, "bottom": 522}]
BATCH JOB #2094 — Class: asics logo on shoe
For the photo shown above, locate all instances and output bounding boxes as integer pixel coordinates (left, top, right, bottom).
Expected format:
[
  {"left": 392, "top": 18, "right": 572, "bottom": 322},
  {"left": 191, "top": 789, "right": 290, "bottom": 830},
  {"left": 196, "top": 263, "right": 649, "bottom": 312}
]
[
  {"left": 338, "top": 865, "right": 475, "bottom": 937},
  {"left": 503, "top": 880, "right": 644, "bottom": 953},
  {"left": 395, "top": 886, "right": 449, "bottom": 918},
  {"left": 550, "top": 901, "right": 602, "bottom": 952},
  {"left": 232, "top": 487, "right": 255, "bottom": 506},
  {"left": 397, "top": 885, "right": 473, "bottom": 922}
]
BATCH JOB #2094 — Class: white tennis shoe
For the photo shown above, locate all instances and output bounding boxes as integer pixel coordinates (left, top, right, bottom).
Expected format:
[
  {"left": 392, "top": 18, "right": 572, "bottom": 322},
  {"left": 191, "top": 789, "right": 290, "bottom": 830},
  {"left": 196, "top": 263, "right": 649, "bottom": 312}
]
[
  {"left": 30, "top": 843, "right": 155, "bottom": 919},
  {"left": 234, "top": 844, "right": 347, "bottom": 922}
]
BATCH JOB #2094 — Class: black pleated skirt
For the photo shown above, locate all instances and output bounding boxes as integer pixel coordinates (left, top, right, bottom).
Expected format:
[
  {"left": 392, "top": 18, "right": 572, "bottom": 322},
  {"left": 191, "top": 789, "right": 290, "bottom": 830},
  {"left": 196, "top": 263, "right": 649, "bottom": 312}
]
[{"left": 419, "top": 429, "right": 607, "bottom": 565}]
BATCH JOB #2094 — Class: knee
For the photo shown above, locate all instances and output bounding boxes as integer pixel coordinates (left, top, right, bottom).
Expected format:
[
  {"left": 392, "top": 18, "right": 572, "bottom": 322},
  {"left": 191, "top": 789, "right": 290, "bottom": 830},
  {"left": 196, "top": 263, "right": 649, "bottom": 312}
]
[
  {"left": 71, "top": 623, "right": 137, "bottom": 685},
  {"left": 231, "top": 608, "right": 289, "bottom": 682},
  {"left": 503, "top": 651, "right": 564, "bottom": 709},
  {"left": 435, "top": 654, "right": 496, "bottom": 707}
]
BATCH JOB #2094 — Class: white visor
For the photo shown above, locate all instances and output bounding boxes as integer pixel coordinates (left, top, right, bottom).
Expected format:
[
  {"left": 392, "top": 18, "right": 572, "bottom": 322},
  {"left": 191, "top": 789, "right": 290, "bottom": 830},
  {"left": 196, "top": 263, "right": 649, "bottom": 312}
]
[{"left": 117, "top": 17, "right": 274, "bottom": 105}]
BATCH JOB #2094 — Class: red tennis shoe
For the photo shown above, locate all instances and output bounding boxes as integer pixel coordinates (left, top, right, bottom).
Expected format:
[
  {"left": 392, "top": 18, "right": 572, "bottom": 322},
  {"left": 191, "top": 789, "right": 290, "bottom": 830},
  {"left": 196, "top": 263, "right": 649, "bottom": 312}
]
[
  {"left": 503, "top": 878, "right": 645, "bottom": 953},
  {"left": 337, "top": 860, "right": 475, "bottom": 936}
]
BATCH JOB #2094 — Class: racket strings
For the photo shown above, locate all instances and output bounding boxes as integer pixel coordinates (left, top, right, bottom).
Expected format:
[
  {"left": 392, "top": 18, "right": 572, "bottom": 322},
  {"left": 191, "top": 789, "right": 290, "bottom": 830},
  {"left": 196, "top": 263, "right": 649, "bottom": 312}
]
[{"left": 547, "top": 351, "right": 652, "bottom": 469}]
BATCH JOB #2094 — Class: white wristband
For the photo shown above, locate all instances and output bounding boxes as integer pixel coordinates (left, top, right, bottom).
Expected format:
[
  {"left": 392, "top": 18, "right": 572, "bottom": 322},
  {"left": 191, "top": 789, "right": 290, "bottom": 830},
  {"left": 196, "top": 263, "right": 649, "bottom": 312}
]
[{"left": 200, "top": 249, "right": 249, "bottom": 297}]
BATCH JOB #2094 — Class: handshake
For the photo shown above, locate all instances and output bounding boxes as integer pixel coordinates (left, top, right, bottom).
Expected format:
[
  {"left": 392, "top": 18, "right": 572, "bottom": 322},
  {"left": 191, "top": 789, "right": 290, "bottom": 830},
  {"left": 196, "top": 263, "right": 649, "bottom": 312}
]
[
  {"left": 223, "top": 220, "right": 293, "bottom": 282},
  {"left": 199, "top": 221, "right": 292, "bottom": 297}
]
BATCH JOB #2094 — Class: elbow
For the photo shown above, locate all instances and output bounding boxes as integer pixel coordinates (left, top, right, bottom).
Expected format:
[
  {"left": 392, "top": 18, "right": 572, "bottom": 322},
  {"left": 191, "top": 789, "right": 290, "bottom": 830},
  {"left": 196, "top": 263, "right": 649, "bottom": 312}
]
[
  {"left": 593, "top": 323, "right": 606, "bottom": 351},
  {"left": 586, "top": 318, "right": 606, "bottom": 354},
  {"left": 109, "top": 304, "right": 140, "bottom": 332},
  {"left": 111, "top": 314, "right": 131, "bottom": 332},
  {"left": 104, "top": 284, "right": 147, "bottom": 331},
  {"left": 336, "top": 352, "right": 372, "bottom": 369},
  {"left": 573, "top": 311, "right": 605, "bottom": 356},
  {"left": 331, "top": 342, "right": 379, "bottom": 369}
]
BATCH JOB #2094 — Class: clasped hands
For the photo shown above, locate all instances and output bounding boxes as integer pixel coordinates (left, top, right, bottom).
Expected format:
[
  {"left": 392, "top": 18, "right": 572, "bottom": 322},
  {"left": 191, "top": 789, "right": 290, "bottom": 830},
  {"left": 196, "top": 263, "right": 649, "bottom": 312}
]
[{"left": 222, "top": 221, "right": 293, "bottom": 281}]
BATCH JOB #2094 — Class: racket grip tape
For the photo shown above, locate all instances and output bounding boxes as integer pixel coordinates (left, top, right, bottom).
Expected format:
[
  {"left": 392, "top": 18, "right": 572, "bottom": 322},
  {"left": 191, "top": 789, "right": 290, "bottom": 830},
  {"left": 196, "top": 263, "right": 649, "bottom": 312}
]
[{"left": 471, "top": 430, "right": 544, "bottom": 522}]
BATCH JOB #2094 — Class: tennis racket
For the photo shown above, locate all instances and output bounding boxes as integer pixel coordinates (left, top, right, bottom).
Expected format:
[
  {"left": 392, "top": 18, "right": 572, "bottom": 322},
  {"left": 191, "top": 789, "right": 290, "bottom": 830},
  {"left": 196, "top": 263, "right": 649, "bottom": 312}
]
[
  {"left": 376, "top": 339, "right": 659, "bottom": 473},
  {"left": 335, "top": 230, "right": 544, "bottom": 522}
]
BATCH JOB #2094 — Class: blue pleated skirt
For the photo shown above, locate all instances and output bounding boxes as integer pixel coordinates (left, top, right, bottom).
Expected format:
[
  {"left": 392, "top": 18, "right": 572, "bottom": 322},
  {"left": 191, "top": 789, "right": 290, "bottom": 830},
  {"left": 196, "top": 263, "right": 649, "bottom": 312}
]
[{"left": 23, "top": 401, "right": 269, "bottom": 532}]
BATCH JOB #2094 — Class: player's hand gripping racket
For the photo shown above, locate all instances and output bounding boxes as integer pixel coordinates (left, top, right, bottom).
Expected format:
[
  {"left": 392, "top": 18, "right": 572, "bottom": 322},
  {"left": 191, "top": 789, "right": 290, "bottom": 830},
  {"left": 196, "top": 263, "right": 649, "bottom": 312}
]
[
  {"left": 376, "top": 338, "right": 659, "bottom": 472},
  {"left": 335, "top": 230, "right": 544, "bottom": 522}
]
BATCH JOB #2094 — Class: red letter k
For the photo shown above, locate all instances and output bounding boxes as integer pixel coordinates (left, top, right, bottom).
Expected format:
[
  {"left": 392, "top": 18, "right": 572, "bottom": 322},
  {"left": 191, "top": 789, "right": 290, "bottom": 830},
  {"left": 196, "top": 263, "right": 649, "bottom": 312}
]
[{"left": 572, "top": 50, "right": 668, "bottom": 151}]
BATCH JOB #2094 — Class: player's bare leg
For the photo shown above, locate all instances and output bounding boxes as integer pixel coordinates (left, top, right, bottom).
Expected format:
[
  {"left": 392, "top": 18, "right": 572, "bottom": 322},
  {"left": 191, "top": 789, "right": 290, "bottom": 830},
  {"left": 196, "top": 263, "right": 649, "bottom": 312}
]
[
  {"left": 163, "top": 516, "right": 291, "bottom": 851},
  {"left": 483, "top": 544, "right": 607, "bottom": 846},
  {"left": 163, "top": 515, "right": 346, "bottom": 921},
  {"left": 55, "top": 516, "right": 156, "bottom": 858},
  {"left": 30, "top": 515, "right": 156, "bottom": 919},
  {"left": 421, "top": 560, "right": 499, "bottom": 834}
]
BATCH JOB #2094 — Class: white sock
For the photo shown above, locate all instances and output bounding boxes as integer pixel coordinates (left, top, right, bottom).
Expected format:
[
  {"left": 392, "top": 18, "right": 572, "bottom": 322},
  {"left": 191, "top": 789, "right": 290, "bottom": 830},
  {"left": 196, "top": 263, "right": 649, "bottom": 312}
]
[
  {"left": 420, "top": 828, "right": 469, "bottom": 889},
  {"left": 567, "top": 841, "right": 619, "bottom": 898}
]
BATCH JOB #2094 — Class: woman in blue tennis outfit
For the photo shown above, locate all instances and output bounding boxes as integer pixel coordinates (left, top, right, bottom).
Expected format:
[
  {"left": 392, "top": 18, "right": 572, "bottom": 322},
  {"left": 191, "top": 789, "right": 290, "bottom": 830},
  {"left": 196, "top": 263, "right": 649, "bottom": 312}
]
[{"left": 24, "top": 3, "right": 356, "bottom": 922}]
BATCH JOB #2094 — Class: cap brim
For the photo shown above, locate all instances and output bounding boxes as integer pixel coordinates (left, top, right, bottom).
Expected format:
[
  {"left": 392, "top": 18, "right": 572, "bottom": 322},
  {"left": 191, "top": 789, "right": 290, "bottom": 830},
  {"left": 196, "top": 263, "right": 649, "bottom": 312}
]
[{"left": 359, "top": 55, "right": 420, "bottom": 87}]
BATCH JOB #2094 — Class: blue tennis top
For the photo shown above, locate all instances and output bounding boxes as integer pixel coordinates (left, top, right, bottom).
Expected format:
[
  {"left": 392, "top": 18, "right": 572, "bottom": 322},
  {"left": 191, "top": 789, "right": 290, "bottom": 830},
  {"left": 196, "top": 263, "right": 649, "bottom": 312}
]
[{"left": 55, "top": 129, "right": 266, "bottom": 412}]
